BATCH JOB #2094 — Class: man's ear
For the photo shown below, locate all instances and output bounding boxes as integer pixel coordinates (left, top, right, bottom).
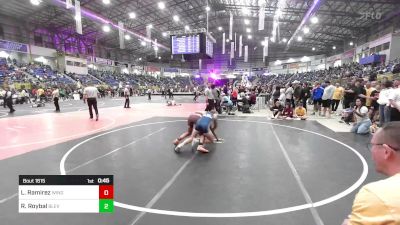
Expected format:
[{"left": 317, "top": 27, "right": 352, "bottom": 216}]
[{"left": 383, "top": 144, "right": 396, "bottom": 160}]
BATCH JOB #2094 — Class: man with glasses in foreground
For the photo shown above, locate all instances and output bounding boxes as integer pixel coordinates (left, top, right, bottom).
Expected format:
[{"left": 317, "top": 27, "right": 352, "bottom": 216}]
[{"left": 343, "top": 121, "right": 400, "bottom": 225}]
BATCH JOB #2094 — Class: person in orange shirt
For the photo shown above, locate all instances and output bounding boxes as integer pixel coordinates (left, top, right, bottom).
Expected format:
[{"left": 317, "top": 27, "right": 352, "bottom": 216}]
[
  {"left": 294, "top": 102, "right": 307, "bottom": 120},
  {"left": 343, "top": 122, "right": 400, "bottom": 225}
]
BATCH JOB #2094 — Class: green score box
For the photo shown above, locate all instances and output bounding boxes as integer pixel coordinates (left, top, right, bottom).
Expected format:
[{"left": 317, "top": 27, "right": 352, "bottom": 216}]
[{"left": 99, "top": 199, "right": 114, "bottom": 213}]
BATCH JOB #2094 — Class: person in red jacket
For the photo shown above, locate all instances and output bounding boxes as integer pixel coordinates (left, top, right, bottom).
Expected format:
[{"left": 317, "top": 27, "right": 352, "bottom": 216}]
[{"left": 282, "top": 102, "right": 294, "bottom": 119}]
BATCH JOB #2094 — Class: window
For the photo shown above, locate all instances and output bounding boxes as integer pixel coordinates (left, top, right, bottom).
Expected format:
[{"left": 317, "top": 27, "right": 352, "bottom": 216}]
[
  {"left": 383, "top": 42, "right": 390, "bottom": 50},
  {"left": 74, "top": 62, "right": 81, "bottom": 67},
  {"left": 34, "top": 35, "right": 43, "bottom": 46},
  {"left": 66, "top": 61, "right": 73, "bottom": 66}
]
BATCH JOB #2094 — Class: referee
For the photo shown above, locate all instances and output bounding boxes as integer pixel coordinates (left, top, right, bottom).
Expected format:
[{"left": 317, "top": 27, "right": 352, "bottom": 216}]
[{"left": 83, "top": 83, "right": 99, "bottom": 121}]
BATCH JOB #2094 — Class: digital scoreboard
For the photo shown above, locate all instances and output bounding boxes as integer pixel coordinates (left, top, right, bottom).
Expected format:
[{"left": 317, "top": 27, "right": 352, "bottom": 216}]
[
  {"left": 171, "top": 34, "right": 200, "bottom": 54},
  {"left": 205, "top": 35, "right": 214, "bottom": 57},
  {"left": 19, "top": 175, "right": 113, "bottom": 213}
]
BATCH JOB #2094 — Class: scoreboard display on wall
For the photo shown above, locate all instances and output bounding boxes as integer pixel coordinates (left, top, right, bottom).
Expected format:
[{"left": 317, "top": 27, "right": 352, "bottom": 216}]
[
  {"left": 170, "top": 33, "right": 214, "bottom": 58},
  {"left": 171, "top": 34, "right": 200, "bottom": 54}
]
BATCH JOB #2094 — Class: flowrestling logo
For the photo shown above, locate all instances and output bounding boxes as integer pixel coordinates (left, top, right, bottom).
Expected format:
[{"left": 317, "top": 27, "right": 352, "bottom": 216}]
[{"left": 359, "top": 11, "right": 383, "bottom": 20}]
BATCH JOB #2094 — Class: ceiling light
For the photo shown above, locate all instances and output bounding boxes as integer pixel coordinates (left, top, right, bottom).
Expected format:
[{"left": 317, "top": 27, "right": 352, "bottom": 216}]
[
  {"left": 246, "top": 28, "right": 251, "bottom": 33},
  {"left": 282, "top": 38, "right": 287, "bottom": 43},
  {"left": 332, "top": 46, "right": 336, "bottom": 50},
  {"left": 30, "top": 0, "right": 41, "bottom": 5},
  {"left": 297, "top": 36, "right": 303, "bottom": 41},
  {"left": 154, "top": 46, "right": 159, "bottom": 51},
  {"left": 147, "top": 24, "right": 153, "bottom": 29},
  {"left": 102, "top": 25, "right": 110, "bottom": 32},
  {"left": 226, "top": 39, "right": 230, "bottom": 43},
  {"left": 303, "top": 27, "right": 310, "bottom": 34},
  {"left": 312, "top": 47, "right": 316, "bottom": 51},
  {"left": 206, "top": 6, "right": 211, "bottom": 12},
  {"left": 158, "top": 56, "right": 162, "bottom": 59},
  {"left": 311, "top": 16, "right": 318, "bottom": 24},
  {"left": 287, "top": 58, "right": 295, "bottom": 63},
  {"left": 158, "top": 2, "right": 166, "bottom": 10},
  {"left": 270, "top": 37, "right": 275, "bottom": 42},
  {"left": 247, "top": 35, "right": 252, "bottom": 39},
  {"left": 349, "top": 41, "right": 354, "bottom": 46},
  {"left": 102, "top": 0, "right": 110, "bottom": 5},
  {"left": 140, "top": 41, "right": 146, "bottom": 46},
  {"left": 242, "top": 7, "right": 250, "bottom": 15},
  {"left": 162, "top": 32, "right": 167, "bottom": 37},
  {"left": 218, "top": 26, "right": 223, "bottom": 31},
  {"left": 244, "top": 19, "right": 250, "bottom": 25},
  {"left": 138, "top": 57, "right": 142, "bottom": 61},
  {"left": 274, "top": 60, "right": 282, "bottom": 66},
  {"left": 173, "top": 15, "right": 179, "bottom": 22},
  {"left": 124, "top": 34, "right": 131, "bottom": 40},
  {"left": 129, "top": 12, "right": 136, "bottom": 19},
  {"left": 184, "top": 25, "right": 190, "bottom": 30}
]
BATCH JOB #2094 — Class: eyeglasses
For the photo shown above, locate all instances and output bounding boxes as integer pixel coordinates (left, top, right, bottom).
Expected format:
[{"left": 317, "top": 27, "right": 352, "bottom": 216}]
[
  {"left": 367, "top": 143, "right": 383, "bottom": 151},
  {"left": 367, "top": 143, "right": 399, "bottom": 152}
]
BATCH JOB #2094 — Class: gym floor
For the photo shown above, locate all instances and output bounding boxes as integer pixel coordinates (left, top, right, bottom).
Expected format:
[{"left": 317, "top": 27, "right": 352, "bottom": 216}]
[{"left": 0, "top": 96, "right": 380, "bottom": 225}]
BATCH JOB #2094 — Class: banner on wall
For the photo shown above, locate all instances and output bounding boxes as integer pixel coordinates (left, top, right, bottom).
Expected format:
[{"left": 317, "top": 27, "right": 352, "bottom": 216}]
[
  {"left": 239, "top": 35, "right": 242, "bottom": 57},
  {"left": 222, "top": 33, "right": 226, "bottom": 54},
  {"left": 263, "top": 36, "right": 268, "bottom": 62},
  {"left": 244, "top": 45, "right": 248, "bottom": 62},
  {"left": 230, "top": 42, "right": 234, "bottom": 59},
  {"left": 75, "top": 0, "right": 82, "bottom": 34},
  {"left": 229, "top": 12, "right": 233, "bottom": 40},
  {"left": 0, "top": 39, "right": 28, "bottom": 53},
  {"left": 118, "top": 21, "right": 125, "bottom": 49},
  {"left": 258, "top": 3, "right": 265, "bottom": 30},
  {"left": 95, "top": 57, "right": 113, "bottom": 65},
  {"left": 342, "top": 48, "right": 355, "bottom": 59}
]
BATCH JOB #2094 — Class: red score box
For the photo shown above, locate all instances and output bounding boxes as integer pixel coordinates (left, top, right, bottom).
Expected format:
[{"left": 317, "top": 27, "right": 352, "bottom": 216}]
[{"left": 99, "top": 185, "right": 114, "bottom": 199}]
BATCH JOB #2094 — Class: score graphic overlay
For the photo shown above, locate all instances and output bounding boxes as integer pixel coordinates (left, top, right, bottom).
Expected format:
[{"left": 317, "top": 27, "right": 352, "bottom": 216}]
[{"left": 18, "top": 175, "right": 113, "bottom": 213}]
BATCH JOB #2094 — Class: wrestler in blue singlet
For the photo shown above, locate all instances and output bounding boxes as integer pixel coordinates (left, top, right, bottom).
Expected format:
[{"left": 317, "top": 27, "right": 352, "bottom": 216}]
[{"left": 195, "top": 112, "right": 213, "bottom": 134}]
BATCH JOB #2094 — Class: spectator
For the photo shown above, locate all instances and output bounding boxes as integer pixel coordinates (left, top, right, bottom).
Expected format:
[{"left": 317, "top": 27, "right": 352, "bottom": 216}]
[
  {"left": 388, "top": 80, "right": 400, "bottom": 121},
  {"left": 270, "top": 101, "right": 283, "bottom": 119},
  {"left": 344, "top": 82, "right": 357, "bottom": 109},
  {"left": 279, "top": 88, "right": 286, "bottom": 105},
  {"left": 124, "top": 85, "right": 130, "bottom": 108},
  {"left": 282, "top": 102, "right": 294, "bottom": 119},
  {"left": 354, "top": 81, "right": 367, "bottom": 104},
  {"left": 378, "top": 81, "right": 393, "bottom": 126},
  {"left": 369, "top": 84, "right": 381, "bottom": 122},
  {"left": 312, "top": 82, "right": 324, "bottom": 116},
  {"left": 332, "top": 83, "right": 344, "bottom": 113},
  {"left": 300, "top": 83, "right": 311, "bottom": 111},
  {"left": 351, "top": 98, "right": 372, "bottom": 134},
  {"left": 147, "top": 88, "right": 152, "bottom": 101},
  {"left": 321, "top": 81, "right": 335, "bottom": 118},
  {"left": 365, "top": 82, "right": 376, "bottom": 109},
  {"left": 52, "top": 87, "right": 60, "bottom": 112},
  {"left": 294, "top": 102, "right": 307, "bottom": 120},
  {"left": 204, "top": 83, "right": 215, "bottom": 111},
  {"left": 285, "top": 84, "right": 294, "bottom": 108},
  {"left": 293, "top": 82, "right": 302, "bottom": 107},
  {"left": 272, "top": 86, "right": 280, "bottom": 104},
  {"left": 231, "top": 87, "right": 238, "bottom": 106},
  {"left": 343, "top": 122, "right": 400, "bottom": 225},
  {"left": 4, "top": 87, "right": 15, "bottom": 113}
]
